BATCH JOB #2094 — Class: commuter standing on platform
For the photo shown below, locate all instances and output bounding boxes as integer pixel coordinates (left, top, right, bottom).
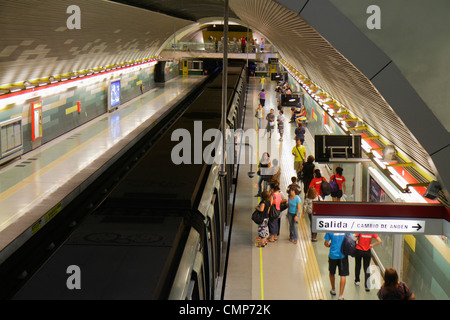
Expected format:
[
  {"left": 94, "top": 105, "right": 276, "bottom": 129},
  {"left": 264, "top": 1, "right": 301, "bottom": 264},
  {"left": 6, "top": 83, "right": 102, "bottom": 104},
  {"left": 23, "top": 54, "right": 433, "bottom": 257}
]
[
  {"left": 377, "top": 268, "right": 415, "bottom": 300},
  {"left": 292, "top": 139, "right": 306, "bottom": 176},
  {"left": 354, "top": 233, "right": 382, "bottom": 291},
  {"left": 255, "top": 104, "right": 264, "bottom": 132},
  {"left": 277, "top": 110, "right": 285, "bottom": 141},
  {"left": 254, "top": 191, "right": 271, "bottom": 247},
  {"left": 260, "top": 37, "right": 265, "bottom": 52},
  {"left": 304, "top": 187, "right": 319, "bottom": 242},
  {"left": 300, "top": 155, "right": 315, "bottom": 194},
  {"left": 324, "top": 232, "right": 351, "bottom": 300},
  {"left": 330, "top": 167, "right": 346, "bottom": 201},
  {"left": 241, "top": 37, "right": 246, "bottom": 53},
  {"left": 256, "top": 152, "right": 271, "bottom": 197},
  {"left": 268, "top": 184, "right": 285, "bottom": 242},
  {"left": 259, "top": 88, "right": 266, "bottom": 107},
  {"left": 287, "top": 186, "right": 301, "bottom": 245}
]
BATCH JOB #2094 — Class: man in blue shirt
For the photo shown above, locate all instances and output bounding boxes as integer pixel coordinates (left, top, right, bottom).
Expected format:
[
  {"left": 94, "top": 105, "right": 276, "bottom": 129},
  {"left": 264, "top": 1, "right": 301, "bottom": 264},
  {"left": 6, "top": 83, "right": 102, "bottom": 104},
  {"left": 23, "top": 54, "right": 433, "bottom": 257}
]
[{"left": 324, "top": 233, "right": 351, "bottom": 300}]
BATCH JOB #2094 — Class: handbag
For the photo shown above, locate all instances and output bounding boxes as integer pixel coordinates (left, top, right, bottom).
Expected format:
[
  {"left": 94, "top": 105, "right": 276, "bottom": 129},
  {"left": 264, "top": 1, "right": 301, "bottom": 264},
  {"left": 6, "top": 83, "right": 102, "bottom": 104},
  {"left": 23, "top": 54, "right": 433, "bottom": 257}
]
[
  {"left": 280, "top": 201, "right": 288, "bottom": 212},
  {"left": 268, "top": 205, "right": 280, "bottom": 219},
  {"left": 252, "top": 210, "right": 264, "bottom": 225},
  {"left": 330, "top": 175, "right": 339, "bottom": 193}
]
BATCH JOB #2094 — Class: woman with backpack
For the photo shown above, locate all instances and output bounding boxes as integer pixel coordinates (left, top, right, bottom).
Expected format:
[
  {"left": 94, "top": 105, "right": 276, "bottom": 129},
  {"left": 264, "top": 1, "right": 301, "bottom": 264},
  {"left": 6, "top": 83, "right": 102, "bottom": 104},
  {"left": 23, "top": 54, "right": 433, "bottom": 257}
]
[
  {"left": 330, "top": 167, "right": 346, "bottom": 201},
  {"left": 309, "top": 169, "right": 326, "bottom": 200}
]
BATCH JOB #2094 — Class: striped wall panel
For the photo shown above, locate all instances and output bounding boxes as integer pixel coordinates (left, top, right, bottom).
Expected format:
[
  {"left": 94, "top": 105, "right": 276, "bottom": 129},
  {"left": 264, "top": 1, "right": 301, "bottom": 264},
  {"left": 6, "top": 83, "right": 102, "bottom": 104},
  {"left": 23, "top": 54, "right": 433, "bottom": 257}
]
[{"left": 230, "top": 0, "right": 435, "bottom": 176}]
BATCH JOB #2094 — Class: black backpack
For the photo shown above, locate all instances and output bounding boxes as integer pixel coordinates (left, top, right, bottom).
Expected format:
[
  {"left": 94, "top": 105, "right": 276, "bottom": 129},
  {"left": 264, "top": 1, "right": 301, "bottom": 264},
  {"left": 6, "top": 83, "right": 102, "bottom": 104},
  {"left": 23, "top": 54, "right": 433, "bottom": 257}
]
[
  {"left": 341, "top": 234, "right": 356, "bottom": 257},
  {"left": 321, "top": 178, "right": 332, "bottom": 196}
]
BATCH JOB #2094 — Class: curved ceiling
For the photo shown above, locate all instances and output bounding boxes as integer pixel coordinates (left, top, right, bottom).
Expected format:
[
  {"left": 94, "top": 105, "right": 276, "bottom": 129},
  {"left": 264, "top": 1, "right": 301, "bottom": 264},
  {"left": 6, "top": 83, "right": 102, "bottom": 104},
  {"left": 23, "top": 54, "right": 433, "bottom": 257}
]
[
  {"left": 0, "top": 0, "right": 448, "bottom": 200},
  {"left": 0, "top": 0, "right": 191, "bottom": 86}
]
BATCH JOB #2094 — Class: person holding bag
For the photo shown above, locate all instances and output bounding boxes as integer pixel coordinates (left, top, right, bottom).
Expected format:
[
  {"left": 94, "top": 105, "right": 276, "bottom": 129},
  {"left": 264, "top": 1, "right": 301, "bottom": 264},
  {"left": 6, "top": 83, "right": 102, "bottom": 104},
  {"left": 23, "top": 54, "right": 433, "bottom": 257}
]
[
  {"left": 253, "top": 191, "right": 272, "bottom": 247},
  {"left": 292, "top": 139, "right": 306, "bottom": 176},
  {"left": 268, "top": 185, "right": 285, "bottom": 242}
]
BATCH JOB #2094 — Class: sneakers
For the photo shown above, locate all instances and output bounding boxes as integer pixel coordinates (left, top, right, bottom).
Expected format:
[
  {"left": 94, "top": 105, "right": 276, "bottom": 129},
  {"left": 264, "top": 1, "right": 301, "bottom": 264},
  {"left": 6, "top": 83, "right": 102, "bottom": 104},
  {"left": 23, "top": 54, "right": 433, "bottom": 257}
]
[
  {"left": 330, "top": 289, "right": 336, "bottom": 296},
  {"left": 355, "top": 281, "right": 360, "bottom": 286}
]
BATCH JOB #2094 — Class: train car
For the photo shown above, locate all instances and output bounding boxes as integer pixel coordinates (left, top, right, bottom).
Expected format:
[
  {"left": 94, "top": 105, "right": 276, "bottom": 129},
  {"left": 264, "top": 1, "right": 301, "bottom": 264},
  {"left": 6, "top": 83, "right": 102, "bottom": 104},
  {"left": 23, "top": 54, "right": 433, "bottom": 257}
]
[{"left": 12, "top": 61, "right": 247, "bottom": 300}]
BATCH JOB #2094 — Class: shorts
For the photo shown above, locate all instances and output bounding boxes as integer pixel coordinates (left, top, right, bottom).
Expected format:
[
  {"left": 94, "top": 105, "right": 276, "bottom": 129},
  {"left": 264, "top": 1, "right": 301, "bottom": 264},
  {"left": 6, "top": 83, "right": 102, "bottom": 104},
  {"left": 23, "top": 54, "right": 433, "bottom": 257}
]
[
  {"left": 294, "top": 161, "right": 303, "bottom": 171},
  {"left": 331, "top": 189, "right": 343, "bottom": 198},
  {"left": 328, "top": 256, "right": 349, "bottom": 276}
]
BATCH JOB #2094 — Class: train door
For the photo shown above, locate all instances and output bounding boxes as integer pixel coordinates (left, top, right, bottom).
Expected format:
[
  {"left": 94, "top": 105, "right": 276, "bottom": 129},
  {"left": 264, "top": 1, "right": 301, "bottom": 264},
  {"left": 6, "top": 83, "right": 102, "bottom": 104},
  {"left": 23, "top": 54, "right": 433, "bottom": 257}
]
[{"left": 185, "top": 251, "right": 206, "bottom": 300}]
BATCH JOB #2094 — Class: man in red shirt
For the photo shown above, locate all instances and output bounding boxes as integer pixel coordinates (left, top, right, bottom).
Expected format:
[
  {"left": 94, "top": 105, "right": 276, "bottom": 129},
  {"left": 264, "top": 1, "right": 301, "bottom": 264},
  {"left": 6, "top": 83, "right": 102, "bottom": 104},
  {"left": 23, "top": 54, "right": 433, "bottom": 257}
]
[{"left": 353, "top": 233, "right": 382, "bottom": 291}]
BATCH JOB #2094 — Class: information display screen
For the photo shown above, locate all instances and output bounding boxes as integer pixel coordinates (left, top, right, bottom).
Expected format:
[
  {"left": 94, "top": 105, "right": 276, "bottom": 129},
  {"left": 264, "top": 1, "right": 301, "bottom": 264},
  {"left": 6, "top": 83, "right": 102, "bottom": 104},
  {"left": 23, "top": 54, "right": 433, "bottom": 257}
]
[{"left": 109, "top": 80, "right": 121, "bottom": 109}]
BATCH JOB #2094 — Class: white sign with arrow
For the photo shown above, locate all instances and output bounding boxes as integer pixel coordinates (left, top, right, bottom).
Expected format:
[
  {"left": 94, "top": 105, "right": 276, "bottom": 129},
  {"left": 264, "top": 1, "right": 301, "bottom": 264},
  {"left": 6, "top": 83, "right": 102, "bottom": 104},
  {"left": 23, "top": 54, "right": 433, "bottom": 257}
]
[{"left": 314, "top": 217, "right": 426, "bottom": 234}]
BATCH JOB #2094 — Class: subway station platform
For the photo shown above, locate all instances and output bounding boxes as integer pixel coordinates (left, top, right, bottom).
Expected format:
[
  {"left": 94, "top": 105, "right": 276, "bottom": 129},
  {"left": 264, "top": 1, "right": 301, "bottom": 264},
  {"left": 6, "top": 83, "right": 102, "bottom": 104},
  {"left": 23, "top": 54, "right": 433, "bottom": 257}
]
[
  {"left": 224, "top": 76, "right": 381, "bottom": 300},
  {"left": 0, "top": 75, "right": 206, "bottom": 262}
]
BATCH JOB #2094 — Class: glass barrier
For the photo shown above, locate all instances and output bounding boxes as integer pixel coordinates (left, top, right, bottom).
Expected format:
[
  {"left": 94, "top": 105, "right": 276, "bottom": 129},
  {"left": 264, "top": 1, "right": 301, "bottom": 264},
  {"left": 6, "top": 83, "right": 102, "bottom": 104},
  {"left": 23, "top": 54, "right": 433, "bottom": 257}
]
[{"left": 166, "top": 41, "right": 279, "bottom": 54}]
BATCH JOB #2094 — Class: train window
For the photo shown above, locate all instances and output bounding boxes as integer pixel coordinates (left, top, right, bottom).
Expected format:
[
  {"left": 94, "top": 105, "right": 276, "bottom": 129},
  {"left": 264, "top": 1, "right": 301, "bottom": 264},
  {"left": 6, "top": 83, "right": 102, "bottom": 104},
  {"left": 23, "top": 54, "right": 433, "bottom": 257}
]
[
  {"left": 205, "top": 219, "right": 214, "bottom": 298},
  {"left": 213, "top": 188, "right": 224, "bottom": 241}
]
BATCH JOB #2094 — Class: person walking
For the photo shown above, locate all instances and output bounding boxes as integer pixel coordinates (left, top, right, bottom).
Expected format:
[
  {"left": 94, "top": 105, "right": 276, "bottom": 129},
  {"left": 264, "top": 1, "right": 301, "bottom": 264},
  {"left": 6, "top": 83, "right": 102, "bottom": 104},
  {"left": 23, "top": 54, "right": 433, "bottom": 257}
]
[
  {"left": 330, "top": 167, "right": 346, "bottom": 201},
  {"left": 292, "top": 139, "right": 306, "bottom": 176},
  {"left": 277, "top": 109, "right": 285, "bottom": 141},
  {"left": 265, "top": 108, "right": 276, "bottom": 138},
  {"left": 324, "top": 232, "right": 351, "bottom": 300},
  {"left": 377, "top": 268, "right": 415, "bottom": 300},
  {"left": 294, "top": 121, "right": 306, "bottom": 145},
  {"left": 287, "top": 186, "right": 301, "bottom": 244},
  {"left": 254, "top": 191, "right": 272, "bottom": 247},
  {"left": 304, "top": 187, "right": 319, "bottom": 242},
  {"left": 300, "top": 155, "right": 315, "bottom": 194},
  {"left": 260, "top": 75, "right": 265, "bottom": 89},
  {"left": 258, "top": 88, "right": 267, "bottom": 107},
  {"left": 354, "top": 233, "right": 382, "bottom": 291},
  {"left": 255, "top": 104, "right": 264, "bottom": 133},
  {"left": 309, "top": 169, "right": 326, "bottom": 200}
]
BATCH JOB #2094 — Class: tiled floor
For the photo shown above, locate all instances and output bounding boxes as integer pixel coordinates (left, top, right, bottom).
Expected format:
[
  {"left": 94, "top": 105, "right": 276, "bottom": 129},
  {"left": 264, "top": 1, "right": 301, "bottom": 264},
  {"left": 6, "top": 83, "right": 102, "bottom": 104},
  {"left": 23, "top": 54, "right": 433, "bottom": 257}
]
[{"left": 224, "top": 77, "right": 381, "bottom": 300}]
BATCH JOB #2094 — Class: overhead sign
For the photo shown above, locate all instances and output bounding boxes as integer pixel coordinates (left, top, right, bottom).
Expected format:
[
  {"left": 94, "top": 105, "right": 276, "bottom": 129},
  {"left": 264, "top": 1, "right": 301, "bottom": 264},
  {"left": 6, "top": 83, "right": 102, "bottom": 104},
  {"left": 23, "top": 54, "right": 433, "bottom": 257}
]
[
  {"left": 314, "top": 217, "right": 426, "bottom": 234},
  {"left": 311, "top": 201, "right": 449, "bottom": 236}
]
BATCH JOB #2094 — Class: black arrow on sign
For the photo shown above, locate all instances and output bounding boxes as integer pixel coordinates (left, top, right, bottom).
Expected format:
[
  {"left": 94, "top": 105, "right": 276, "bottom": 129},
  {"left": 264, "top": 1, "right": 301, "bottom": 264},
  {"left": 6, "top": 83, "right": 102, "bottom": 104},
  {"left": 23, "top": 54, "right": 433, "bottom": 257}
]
[{"left": 412, "top": 224, "right": 422, "bottom": 231}]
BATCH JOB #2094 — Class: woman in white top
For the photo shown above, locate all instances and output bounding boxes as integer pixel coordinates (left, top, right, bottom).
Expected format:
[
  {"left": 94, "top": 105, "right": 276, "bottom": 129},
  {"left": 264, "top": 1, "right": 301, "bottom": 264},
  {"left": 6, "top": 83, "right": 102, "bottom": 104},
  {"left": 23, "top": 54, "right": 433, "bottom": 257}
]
[{"left": 255, "top": 104, "right": 264, "bottom": 132}]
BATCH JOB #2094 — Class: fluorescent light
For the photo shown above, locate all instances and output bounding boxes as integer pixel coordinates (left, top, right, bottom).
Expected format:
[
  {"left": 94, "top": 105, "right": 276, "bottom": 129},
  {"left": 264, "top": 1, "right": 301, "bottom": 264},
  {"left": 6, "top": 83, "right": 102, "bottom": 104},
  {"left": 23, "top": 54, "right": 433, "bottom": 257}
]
[
  {"left": 374, "top": 157, "right": 386, "bottom": 169},
  {"left": 371, "top": 150, "right": 382, "bottom": 159},
  {"left": 361, "top": 140, "right": 371, "bottom": 153}
]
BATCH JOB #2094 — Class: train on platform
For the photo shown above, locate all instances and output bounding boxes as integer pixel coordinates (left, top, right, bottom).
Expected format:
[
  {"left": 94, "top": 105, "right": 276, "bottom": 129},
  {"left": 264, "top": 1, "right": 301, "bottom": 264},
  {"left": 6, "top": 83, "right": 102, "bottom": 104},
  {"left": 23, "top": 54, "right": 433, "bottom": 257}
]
[{"left": 12, "top": 61, "right": 248, "bottom": 300}]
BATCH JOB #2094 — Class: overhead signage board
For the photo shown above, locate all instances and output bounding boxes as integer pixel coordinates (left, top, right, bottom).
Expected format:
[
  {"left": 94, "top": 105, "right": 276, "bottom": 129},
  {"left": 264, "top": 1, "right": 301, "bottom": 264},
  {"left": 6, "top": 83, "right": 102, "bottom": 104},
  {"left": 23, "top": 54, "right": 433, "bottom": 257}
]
[
  {"left": 311, "top": 202, "right": 449, "bottom": 236},
  {"left": 313, "top": 217, "right": 426, "bottom": 234}
]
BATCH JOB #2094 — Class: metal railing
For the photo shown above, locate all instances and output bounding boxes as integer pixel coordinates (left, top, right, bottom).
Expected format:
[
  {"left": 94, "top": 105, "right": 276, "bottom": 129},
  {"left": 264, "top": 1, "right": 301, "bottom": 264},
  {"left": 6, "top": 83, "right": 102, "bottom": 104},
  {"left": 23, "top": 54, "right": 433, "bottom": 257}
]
[{"left": 165, "top": 41, "right": 279, "bottom": 54}]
